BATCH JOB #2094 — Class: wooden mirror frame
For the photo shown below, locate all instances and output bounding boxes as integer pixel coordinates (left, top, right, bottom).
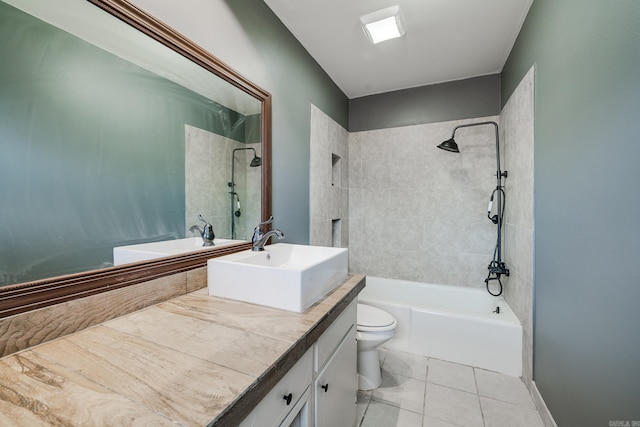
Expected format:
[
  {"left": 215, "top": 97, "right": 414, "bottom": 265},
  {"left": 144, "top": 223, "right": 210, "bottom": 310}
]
[{"left": 0, "top": 0, "right": 271, "bottom": 319}]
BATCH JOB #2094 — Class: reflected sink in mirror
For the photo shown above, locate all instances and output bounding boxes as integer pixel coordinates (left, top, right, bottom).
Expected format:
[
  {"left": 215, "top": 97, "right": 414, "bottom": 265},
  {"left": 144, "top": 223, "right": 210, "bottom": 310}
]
[
  {"left": 113, "top": 237, "right": 243, "bottom": 266},
  {"left": 207, "top": 243, "right": 348, "bottom": 312}
]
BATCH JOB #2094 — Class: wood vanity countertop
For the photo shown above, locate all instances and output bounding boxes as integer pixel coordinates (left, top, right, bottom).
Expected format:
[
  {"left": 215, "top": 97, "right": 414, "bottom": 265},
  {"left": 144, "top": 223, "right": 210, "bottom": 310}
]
[{"left": 0, "top": 274, "right": 365, "bottom": 426}]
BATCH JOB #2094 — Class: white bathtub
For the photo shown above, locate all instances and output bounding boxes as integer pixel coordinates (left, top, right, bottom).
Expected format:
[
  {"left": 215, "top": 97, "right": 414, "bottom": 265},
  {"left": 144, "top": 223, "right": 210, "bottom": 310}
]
[{"left": 358, "top": 276, "right": 522, "bottom": 376}]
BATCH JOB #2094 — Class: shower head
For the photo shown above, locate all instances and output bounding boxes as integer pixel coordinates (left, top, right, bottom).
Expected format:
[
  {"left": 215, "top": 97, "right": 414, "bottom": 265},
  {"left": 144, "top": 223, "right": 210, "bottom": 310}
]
[
  {"left": 250, "top": 154, "right": 262, "bottom": 167},
  {"left": 437, "top": 137, "right": 460, "bottom": 153},
  {"left": 232, "top": 147, "right": 262, "bottom": 168}
]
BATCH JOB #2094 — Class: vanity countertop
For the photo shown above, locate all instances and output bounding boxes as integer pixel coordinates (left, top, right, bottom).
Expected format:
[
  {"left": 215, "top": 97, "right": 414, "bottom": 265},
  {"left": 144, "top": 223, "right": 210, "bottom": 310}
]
[{"left": 0, "top": 274, "right": 365, "bottom": 426}]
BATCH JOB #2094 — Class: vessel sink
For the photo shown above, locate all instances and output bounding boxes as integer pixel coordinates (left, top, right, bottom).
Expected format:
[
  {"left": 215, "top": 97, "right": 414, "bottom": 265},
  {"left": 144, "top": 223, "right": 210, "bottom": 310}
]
[
  {"left": 113, "top": 237, "right": 242, "bottom": 265},
  {"left": 207, "top": 243, "right": 348, "bottom": 312}
]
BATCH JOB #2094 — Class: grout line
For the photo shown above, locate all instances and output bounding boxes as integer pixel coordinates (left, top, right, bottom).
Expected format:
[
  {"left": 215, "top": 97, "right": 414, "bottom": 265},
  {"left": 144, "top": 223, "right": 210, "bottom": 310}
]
[
  {"left": 473, "top": 367, "right": 488, "bottom": 427},
  {"left": 422, "top": 358, "right": 430, "bottom": 427},
  {"left": 357, "top": 395, "right": 371, "bottom": 427}
]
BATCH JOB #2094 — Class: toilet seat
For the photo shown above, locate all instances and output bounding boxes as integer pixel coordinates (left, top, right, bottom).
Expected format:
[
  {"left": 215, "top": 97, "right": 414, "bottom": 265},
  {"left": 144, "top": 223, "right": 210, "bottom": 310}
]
[{"left": 357, "top": 303, "right": 396, "bottom": 332}]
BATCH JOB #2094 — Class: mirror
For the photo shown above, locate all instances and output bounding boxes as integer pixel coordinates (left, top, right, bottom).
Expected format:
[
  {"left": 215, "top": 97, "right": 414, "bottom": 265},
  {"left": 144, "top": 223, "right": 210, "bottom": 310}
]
[{"left": 0, "top": 0, "right": 271, "bottom": 315}]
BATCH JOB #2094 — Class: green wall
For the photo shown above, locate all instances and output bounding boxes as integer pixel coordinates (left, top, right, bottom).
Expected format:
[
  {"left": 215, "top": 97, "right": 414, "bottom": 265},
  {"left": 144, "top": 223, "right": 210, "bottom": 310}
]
[
  {"left": 501, "top": 1, "right": 640, "bottom": 425},
  {"left": 0, "top": 2, "right": 253, "bottom": 285},
  {"left": 223, "top": 0, "right": 349, "bottom": 244},
  {"left": 349, "top": 74, "right": 501, "bottom": 131}
]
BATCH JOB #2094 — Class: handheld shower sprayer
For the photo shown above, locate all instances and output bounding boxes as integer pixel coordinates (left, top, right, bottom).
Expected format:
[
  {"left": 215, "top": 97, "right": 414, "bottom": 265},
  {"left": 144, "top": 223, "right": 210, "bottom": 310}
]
[
  {"left": 234, "top": 194, "right": 242, "bottom": 217},
  {"left": 487, "top": 188, "right": 505, "bottom": 225},
  {"left": 487, "top": 197, "right": 496, "bottom": 223}
]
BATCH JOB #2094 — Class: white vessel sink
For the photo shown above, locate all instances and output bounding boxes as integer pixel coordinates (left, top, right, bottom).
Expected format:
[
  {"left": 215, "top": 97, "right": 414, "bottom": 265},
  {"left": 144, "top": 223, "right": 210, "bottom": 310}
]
[
  {"left": 207, "top": 243, "right": 348, "bottom": 312},
  {"left": 113, "top": 237, "right": 242, "bottom": 265}
]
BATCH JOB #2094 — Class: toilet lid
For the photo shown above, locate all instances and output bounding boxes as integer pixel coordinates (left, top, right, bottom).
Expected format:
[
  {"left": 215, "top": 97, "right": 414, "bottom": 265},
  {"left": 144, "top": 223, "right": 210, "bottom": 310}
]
[{"left": 357, "top": 303, "right": 395, "bottom": 328}]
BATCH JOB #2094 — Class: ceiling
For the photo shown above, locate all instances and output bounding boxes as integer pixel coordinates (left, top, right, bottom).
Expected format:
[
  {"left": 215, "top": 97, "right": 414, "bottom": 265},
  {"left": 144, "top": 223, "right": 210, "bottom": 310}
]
[{"left": 262, "top": 0, "right": 533, "bottom": 99}]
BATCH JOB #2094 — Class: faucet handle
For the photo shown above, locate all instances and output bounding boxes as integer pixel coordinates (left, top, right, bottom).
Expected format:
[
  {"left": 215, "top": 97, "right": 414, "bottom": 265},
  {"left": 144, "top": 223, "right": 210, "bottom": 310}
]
[
  {"left": 252, "top": 216, "right": 273, "bottom": 244},
  {"left": 256, "top": 216, "right": 274, "bottom": 229},
  {"left": 254, "top": 216, "right": 273, "bottom": 233}
]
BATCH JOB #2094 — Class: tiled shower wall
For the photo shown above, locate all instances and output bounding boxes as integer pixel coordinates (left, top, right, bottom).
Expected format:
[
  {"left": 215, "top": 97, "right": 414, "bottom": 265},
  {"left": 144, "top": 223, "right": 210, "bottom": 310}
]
[
  {"left": 348, "top": 117, "right": 500, "bottom": 288},
  {"left": 309, "top": 70, "right": 534, "bottom": 381},
  {"left": 185, "top": 125, "right": 261, "bottom": 241},
  {"left": 309, "top": 105, "right": 349, "bottom": 247},
  {"left": 500, "top": 66, "right": 535, "bottom": 385}
]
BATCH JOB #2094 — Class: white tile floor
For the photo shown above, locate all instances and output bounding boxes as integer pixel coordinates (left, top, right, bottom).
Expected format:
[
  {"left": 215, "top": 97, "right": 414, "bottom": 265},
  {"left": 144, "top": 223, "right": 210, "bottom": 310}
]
[{"left": 357, "top": 348, "right": 545, "bottom": 427}]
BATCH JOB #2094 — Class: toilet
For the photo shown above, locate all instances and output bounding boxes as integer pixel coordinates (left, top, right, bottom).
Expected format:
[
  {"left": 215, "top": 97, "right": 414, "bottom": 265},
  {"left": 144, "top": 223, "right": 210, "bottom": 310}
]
[{"left": 356, "top": 303, "right": 397, "bottom": 390}]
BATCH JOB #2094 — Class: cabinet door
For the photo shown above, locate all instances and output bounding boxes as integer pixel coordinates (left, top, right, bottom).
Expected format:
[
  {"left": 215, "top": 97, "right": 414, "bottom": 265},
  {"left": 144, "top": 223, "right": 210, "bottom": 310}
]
[
  {"left": 314, "top": 326, "right": 357, "bottom": 427},
  {"left": 280, "top": 387, "right": 310, "bottom": 427}
]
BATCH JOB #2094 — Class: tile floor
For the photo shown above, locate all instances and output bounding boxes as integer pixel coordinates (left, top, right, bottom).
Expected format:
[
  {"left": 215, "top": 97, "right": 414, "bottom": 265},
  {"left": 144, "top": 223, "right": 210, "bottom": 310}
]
[{"left": 357, "top": 348, "right": 545, "bottom": 427}]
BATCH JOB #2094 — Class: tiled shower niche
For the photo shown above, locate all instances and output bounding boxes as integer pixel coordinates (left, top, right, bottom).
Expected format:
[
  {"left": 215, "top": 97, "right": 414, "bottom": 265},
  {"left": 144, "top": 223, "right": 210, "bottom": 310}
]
[{"left": 309, "top": 105, "right": 349, "bottom": 248}]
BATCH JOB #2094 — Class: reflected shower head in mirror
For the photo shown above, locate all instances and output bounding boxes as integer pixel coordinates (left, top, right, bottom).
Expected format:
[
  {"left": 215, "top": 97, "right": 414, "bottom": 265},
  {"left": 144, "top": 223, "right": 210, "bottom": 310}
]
[
  {"left": 437, "top": 138, "right": 460, "bottom": 153},
  {"left": 229, "top": 146, "right": 261, "bottom": 239},
  {"left": 250, "top": 154, "right": 262, "bottom": 167},
  {"left": 232, "top": 147, "right": 261, "bottom": 167}
]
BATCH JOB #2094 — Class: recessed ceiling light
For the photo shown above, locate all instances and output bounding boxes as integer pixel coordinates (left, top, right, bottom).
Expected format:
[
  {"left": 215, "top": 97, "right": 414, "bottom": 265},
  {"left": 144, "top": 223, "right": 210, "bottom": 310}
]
[{"left": 360, "top": 6, "right": 406, "bottom": 44}]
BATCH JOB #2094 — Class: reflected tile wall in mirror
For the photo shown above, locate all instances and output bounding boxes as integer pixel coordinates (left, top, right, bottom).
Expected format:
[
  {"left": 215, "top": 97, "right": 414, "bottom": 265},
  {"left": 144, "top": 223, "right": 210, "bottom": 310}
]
[{"left": 185, "top": 125, "right": 261, "bottom": 241}]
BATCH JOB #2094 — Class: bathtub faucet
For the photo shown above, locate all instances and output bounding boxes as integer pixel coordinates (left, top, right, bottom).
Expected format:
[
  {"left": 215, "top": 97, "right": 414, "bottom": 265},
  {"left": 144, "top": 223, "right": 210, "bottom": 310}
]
[
  {"left": 485, "top": 260, "right": 509, "bottom": 297},
  {"left": 252, "top": 216, "right": 285, "bottom": 251}
]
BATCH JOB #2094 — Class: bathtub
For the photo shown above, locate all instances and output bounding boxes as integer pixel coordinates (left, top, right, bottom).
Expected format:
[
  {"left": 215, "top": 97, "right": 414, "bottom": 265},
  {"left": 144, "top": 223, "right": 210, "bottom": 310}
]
[{"left": 358, "top": 276, "right": 522, "bottom": 376}]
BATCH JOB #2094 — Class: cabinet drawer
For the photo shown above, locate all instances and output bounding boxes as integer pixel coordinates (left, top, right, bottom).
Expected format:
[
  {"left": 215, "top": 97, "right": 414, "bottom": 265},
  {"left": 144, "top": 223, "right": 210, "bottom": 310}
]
[
  {"left": 315, "top": 300, "right": 356, "bottom": 372},
  {"left": 240, "top": 348, "right": 313, "bottom": 427}
]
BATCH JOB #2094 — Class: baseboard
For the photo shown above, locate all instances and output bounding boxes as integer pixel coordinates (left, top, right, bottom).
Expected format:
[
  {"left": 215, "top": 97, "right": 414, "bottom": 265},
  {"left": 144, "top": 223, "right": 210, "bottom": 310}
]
[{"left": 530, "top": 381, "right": 558, "bottom": 427}]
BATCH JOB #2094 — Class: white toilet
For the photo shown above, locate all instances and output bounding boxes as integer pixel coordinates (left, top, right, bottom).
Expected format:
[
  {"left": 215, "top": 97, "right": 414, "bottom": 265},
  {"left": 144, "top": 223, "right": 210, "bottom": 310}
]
[{"left": 356, "top": 303, "right": 397, "bottom": 390}]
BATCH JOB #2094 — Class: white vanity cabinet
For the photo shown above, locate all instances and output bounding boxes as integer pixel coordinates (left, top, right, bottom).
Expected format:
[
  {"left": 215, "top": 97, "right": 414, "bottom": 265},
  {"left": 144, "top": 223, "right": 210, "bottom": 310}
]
[
  {"left": 313, "top": 300, "right": 357, "bottom": 427},
  {"left": 239, "top": 300, "right": 357, "bottom": 427}
]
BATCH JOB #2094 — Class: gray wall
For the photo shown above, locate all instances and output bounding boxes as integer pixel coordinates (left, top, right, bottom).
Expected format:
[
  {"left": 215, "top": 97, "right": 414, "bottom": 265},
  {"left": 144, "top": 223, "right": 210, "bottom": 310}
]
[
  {"left": 224, "top": 0, "right": 349, "bottom": 244},
  {"left": 130, "top": 0, "right": 349, "bottom": 245},
  {"left": 349, "top": 74, "right": 501, "bottom": 131},
  {"left": 502, "top": 1, "right": 640, "bottom": 425}
]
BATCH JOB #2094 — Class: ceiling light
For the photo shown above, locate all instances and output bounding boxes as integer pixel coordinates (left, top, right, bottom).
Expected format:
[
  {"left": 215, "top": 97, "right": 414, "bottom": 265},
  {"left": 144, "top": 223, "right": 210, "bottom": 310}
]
[{"left": 360, "top": 6, "right": 406, "bottom": 44}]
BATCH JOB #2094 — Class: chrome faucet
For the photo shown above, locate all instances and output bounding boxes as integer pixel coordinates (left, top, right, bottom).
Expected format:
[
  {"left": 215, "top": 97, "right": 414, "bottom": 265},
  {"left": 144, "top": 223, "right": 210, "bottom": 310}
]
[
  {"left": 252, "top": 216, "right": 285, "bottom": 251},
  {"left": 190, "top": 214, "right": 215, "bottom": 246}
]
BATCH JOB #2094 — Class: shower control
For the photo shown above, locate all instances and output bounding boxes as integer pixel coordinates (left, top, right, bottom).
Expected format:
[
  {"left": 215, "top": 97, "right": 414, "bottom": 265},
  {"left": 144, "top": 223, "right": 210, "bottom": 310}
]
[{"left": 439, "top": 120, "right": 509, "bottom": 297}]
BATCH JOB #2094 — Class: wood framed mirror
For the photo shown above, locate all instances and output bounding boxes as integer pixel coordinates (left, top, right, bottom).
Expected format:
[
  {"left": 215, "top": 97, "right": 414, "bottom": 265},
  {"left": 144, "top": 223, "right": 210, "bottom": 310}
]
[{"left": 0, "top": 0, "right": 271, "bottom": 318}]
